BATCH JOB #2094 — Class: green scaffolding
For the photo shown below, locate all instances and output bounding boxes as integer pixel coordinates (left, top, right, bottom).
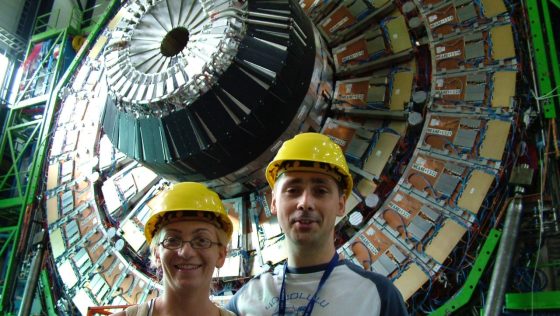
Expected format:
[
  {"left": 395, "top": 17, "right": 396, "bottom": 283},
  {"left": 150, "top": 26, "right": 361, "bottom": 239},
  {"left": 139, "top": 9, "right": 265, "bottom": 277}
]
[
  {"left": 0, "top": 1, "right": 120, "bottom": 314},
  {"left": 526, "top": 0, "right": 560, "bottom": 118}
]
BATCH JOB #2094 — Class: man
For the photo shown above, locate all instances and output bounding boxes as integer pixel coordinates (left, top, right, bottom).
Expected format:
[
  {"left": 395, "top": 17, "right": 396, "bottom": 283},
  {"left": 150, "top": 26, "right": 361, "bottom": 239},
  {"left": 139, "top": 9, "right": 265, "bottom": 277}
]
[{"left": 227, "top": 133, "right": 408, "bottom": 315}]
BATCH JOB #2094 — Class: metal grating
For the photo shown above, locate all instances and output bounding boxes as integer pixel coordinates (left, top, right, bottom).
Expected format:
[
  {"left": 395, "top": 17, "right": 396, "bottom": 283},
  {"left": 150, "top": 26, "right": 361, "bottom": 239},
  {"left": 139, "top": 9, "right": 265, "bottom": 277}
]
[{"left": 0, "top": 26, "right": 25, "bottom": 55}]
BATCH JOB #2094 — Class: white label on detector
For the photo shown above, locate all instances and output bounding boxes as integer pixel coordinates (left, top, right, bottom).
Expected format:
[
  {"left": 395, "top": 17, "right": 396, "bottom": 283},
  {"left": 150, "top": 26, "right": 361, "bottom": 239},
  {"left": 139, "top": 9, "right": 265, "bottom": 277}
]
[
  {"left": 435, "top": 50, "right": 462, "bottom": 60},
  {"left": 339, "top": 94, "right": 364, "bottom": 100},
  {"left": 330, "top": 17, "right": 349, "bottom": 33},
  {"left": 436, "top": 46, "right": 446, "bottom": 54},
  {"left": 328, "top": 136, "right": 346, "bottom": 147},
  {"left": 430, "top": 15, "right": 454, "bottom": 28},
  {"left": 428, "top": 15, "right": 438, "bottom": 22},
  {"left": 430, "top": 118, "right": 441, "bottom": 126},
  {"left": 427, "top": 128, "right": 453, "bottom": 136},
  {"left": 389, "top": 202, "right": 411, "bottom": 218},
  {"left": 326, "top": 119, "right": 337, "bottom": 129},
  {"left": 359, "top": 235, "right": 379, "bottom": 255},
  {"left": 342, "top": 51, "right": 364, "bottom": 63},
  {"left": 436, "top": 89, "right": 462, "bottom": 95},
  {"left": 394, "top": 193, "right": 403, "bottom": 202},
  {"left": 412, "top": 163, "right": 438, "bottom": 177}
]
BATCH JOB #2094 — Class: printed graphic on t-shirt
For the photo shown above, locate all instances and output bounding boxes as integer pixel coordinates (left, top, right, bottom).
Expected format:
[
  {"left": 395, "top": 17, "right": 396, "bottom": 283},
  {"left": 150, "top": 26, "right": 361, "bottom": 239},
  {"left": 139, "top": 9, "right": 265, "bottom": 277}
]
[{"left": 267, "top": 291, "right": 330, "bottom": 316}]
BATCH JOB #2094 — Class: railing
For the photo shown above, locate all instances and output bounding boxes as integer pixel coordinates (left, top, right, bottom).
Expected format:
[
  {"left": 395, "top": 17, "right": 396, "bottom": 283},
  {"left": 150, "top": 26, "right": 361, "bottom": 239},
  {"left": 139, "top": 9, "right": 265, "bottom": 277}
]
[
  {"left": 81, "top": 0, "right": 112, "bottom": 30},
  {"left": 32, "top": 7, "right": 82, "bottom": 36},
  {"left": 32, "top": 1, "right": 111, "bottom": 37},
  {"left": 87, "top": 305, "right": 131, "bottom": 316},
  {"left": 33, "top": 10, "right": 60, "bottom": 35}
]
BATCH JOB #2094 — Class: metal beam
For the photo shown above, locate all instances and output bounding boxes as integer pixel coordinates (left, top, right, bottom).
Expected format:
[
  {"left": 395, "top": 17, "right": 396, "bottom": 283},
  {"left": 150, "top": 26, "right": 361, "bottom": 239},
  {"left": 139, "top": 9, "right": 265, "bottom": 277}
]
[
  {"left": 541, "top": 0, "right": 560, "bottom": 115},
  {"left": 550, "top": 0, "right": 560, "bottom": 9},
  {"left": 0, "top": 228, "right": 16, "bottom": 258},
  {"left": 0, "top": 226, "right": 17, "bottom": 233},
  {"left": 0, "top": 122, "right": 41, "bottom": 194},
  {"left": 505, "top": 291, "right": 560, "bottom": 310},
  {"left": 0, "top": 198, "right": 23, "bottom": 209},
  {"left": 40, "top": 270, "right": 57, "bottom": 316},
  {"left": 526, "top": 0, "right": 559, "bottom": 118}
]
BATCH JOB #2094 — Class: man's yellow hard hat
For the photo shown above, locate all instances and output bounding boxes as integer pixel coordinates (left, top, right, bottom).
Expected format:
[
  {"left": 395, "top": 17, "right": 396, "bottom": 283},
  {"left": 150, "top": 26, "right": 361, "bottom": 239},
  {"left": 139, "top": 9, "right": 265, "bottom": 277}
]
[{"left": 265, "top": 133, "right": 353, "bottom": 200}]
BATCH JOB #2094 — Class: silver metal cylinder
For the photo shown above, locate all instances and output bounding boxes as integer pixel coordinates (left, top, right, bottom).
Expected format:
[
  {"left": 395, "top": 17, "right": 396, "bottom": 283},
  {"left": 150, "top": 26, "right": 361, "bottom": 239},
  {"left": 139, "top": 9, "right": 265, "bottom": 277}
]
[
  {"left": 484, "top": 193, "right": 524, "bottom": 316},
  {"left": 18, "top": 245, "right": 44, "bottom": 316}
]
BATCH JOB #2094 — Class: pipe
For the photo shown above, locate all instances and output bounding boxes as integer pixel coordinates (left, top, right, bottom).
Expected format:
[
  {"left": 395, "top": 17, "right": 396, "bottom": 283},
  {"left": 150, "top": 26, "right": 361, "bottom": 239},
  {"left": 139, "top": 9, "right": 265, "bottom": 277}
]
[
  {"left": 484, "top": 192, "right": 524, "bottom": 316},
  {"left": 18, "top": 244, "right": 44, "bottom": 316}
]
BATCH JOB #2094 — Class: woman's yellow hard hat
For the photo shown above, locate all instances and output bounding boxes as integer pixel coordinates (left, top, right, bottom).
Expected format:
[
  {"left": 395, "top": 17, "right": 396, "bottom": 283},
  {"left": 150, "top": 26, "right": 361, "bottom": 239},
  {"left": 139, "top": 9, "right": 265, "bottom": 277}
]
[{"left": 144, "top": 182, "right": 233, "bottom": 243}]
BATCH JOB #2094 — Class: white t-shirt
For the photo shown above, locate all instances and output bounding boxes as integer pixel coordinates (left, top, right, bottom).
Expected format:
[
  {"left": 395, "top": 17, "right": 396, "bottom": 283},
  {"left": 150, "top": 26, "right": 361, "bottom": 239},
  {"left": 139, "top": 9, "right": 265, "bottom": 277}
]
[{"left": 227, "top": 260, "right": 408, "bottom": 316}]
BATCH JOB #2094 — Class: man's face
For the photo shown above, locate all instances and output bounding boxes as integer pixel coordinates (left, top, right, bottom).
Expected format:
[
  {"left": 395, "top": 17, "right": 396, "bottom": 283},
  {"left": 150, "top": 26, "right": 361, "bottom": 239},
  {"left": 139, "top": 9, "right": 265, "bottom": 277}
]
[{"left": 271, "top": 171, "right": 346, "bottom": 248}]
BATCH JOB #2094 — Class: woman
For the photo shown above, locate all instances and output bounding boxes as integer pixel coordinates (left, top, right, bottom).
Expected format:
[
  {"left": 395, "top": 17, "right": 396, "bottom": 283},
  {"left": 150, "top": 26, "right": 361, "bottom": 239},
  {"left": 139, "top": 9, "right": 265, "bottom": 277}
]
[{"left": 112, "top": 182, "right": 235, "bottom": 316}]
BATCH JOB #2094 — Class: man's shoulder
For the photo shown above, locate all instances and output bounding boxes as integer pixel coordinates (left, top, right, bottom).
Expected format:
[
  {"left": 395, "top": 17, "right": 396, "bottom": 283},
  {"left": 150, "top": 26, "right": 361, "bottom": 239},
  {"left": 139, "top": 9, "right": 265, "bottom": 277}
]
[
  {"left": 225, "top": 270, "right": 279, "bottom": 314},
  {"left": 337, "top": 260, "right": 399, "bottom": 289},
  {"left": 247, "top": 269, "right": 277, "bottom": 282},
  {"left": 234, "top": 270, "right": 278, "bottom": 294},
  {"left": 337, "top": 261, "right": 408, "bottom": 315}
]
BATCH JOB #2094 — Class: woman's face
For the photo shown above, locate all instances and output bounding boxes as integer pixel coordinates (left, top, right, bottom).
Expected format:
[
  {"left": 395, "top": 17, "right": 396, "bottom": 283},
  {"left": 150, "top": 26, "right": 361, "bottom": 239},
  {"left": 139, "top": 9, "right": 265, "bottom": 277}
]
[{"left": 154, "top": 220, "right": 226, "bottom": 293}]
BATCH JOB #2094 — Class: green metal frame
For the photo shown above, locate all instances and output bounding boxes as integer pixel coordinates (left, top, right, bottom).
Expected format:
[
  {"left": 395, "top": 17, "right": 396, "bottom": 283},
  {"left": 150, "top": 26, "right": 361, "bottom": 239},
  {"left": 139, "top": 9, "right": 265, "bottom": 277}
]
[
  {"left": 0, "top": 27, "right": 70, "bottom": 314},
  {"left": 0, "top": 227, "right": 16, "bottom": 260},
  {"left": 0, "top": 0, "right": 120, "bottom": 314},
  {"left": 40, "top": 269, "right": 57, "bottom": 316},
  {"left": 430, "top": 229, "right": 502, "bottom": 315},
  {"left": 505, "top": 291, "right": 560, "bottom": 310},
  {"left": 526, "top": 0, "right": 560, "bottom": 118}
]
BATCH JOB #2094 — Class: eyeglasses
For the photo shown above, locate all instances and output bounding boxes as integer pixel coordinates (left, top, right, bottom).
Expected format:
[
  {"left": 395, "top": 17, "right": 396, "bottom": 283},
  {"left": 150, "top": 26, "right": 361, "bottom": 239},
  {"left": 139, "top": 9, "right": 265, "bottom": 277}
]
[{"left": 159, "top": 236, "right": 222, "bottom": 250}]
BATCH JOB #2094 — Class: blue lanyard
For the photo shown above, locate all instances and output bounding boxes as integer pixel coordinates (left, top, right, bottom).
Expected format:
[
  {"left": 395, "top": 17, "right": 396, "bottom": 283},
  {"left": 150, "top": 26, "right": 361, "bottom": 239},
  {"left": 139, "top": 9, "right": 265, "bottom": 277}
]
[{"left": 278, "top": 253, "right": 339, "bottom": 316}]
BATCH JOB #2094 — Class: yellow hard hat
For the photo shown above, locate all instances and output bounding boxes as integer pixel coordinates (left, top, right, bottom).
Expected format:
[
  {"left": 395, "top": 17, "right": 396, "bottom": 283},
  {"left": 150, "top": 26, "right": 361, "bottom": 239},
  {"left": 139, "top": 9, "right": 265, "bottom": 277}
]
[
  {"left": 72, "top": 35, "right": 85, "bottom": 51},
  {"left": 266, "top": 133, "right": 353, "bottom": 199},
  {"left": 144, "top": 182, "right": 233, "bottom": 244}
]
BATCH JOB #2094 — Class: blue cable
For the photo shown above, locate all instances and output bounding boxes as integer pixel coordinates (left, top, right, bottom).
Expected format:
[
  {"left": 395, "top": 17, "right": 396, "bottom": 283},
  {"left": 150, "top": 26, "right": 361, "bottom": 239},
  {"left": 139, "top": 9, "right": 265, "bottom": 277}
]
[
  {"left": 410, "top": 266, "right": 433, "bottom": 315},
  {"left": 359, "top": 128, "right": 385, "bottom": 168},
  {"left": 485, "top": 74, "right": 495, "bottom": 108},
  {"left": 387, "top": 67, "right": 396, "bottom": 101},
  {"left": 408, "top": 172, "right": 440, "bottom": 201},
  {"left": 487, "top": 32, "right": 494, "bottom": 63},
  {"left": 452, "top": 168, "right": 472, "bottom": 207}
]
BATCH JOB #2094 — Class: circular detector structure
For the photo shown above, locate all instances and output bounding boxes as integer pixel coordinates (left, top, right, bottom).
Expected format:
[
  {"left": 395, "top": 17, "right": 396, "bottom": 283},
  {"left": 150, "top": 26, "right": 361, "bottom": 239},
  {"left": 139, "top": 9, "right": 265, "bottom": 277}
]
[{"left": 43, "top": 0, "right": 524, "bottom": 313}]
